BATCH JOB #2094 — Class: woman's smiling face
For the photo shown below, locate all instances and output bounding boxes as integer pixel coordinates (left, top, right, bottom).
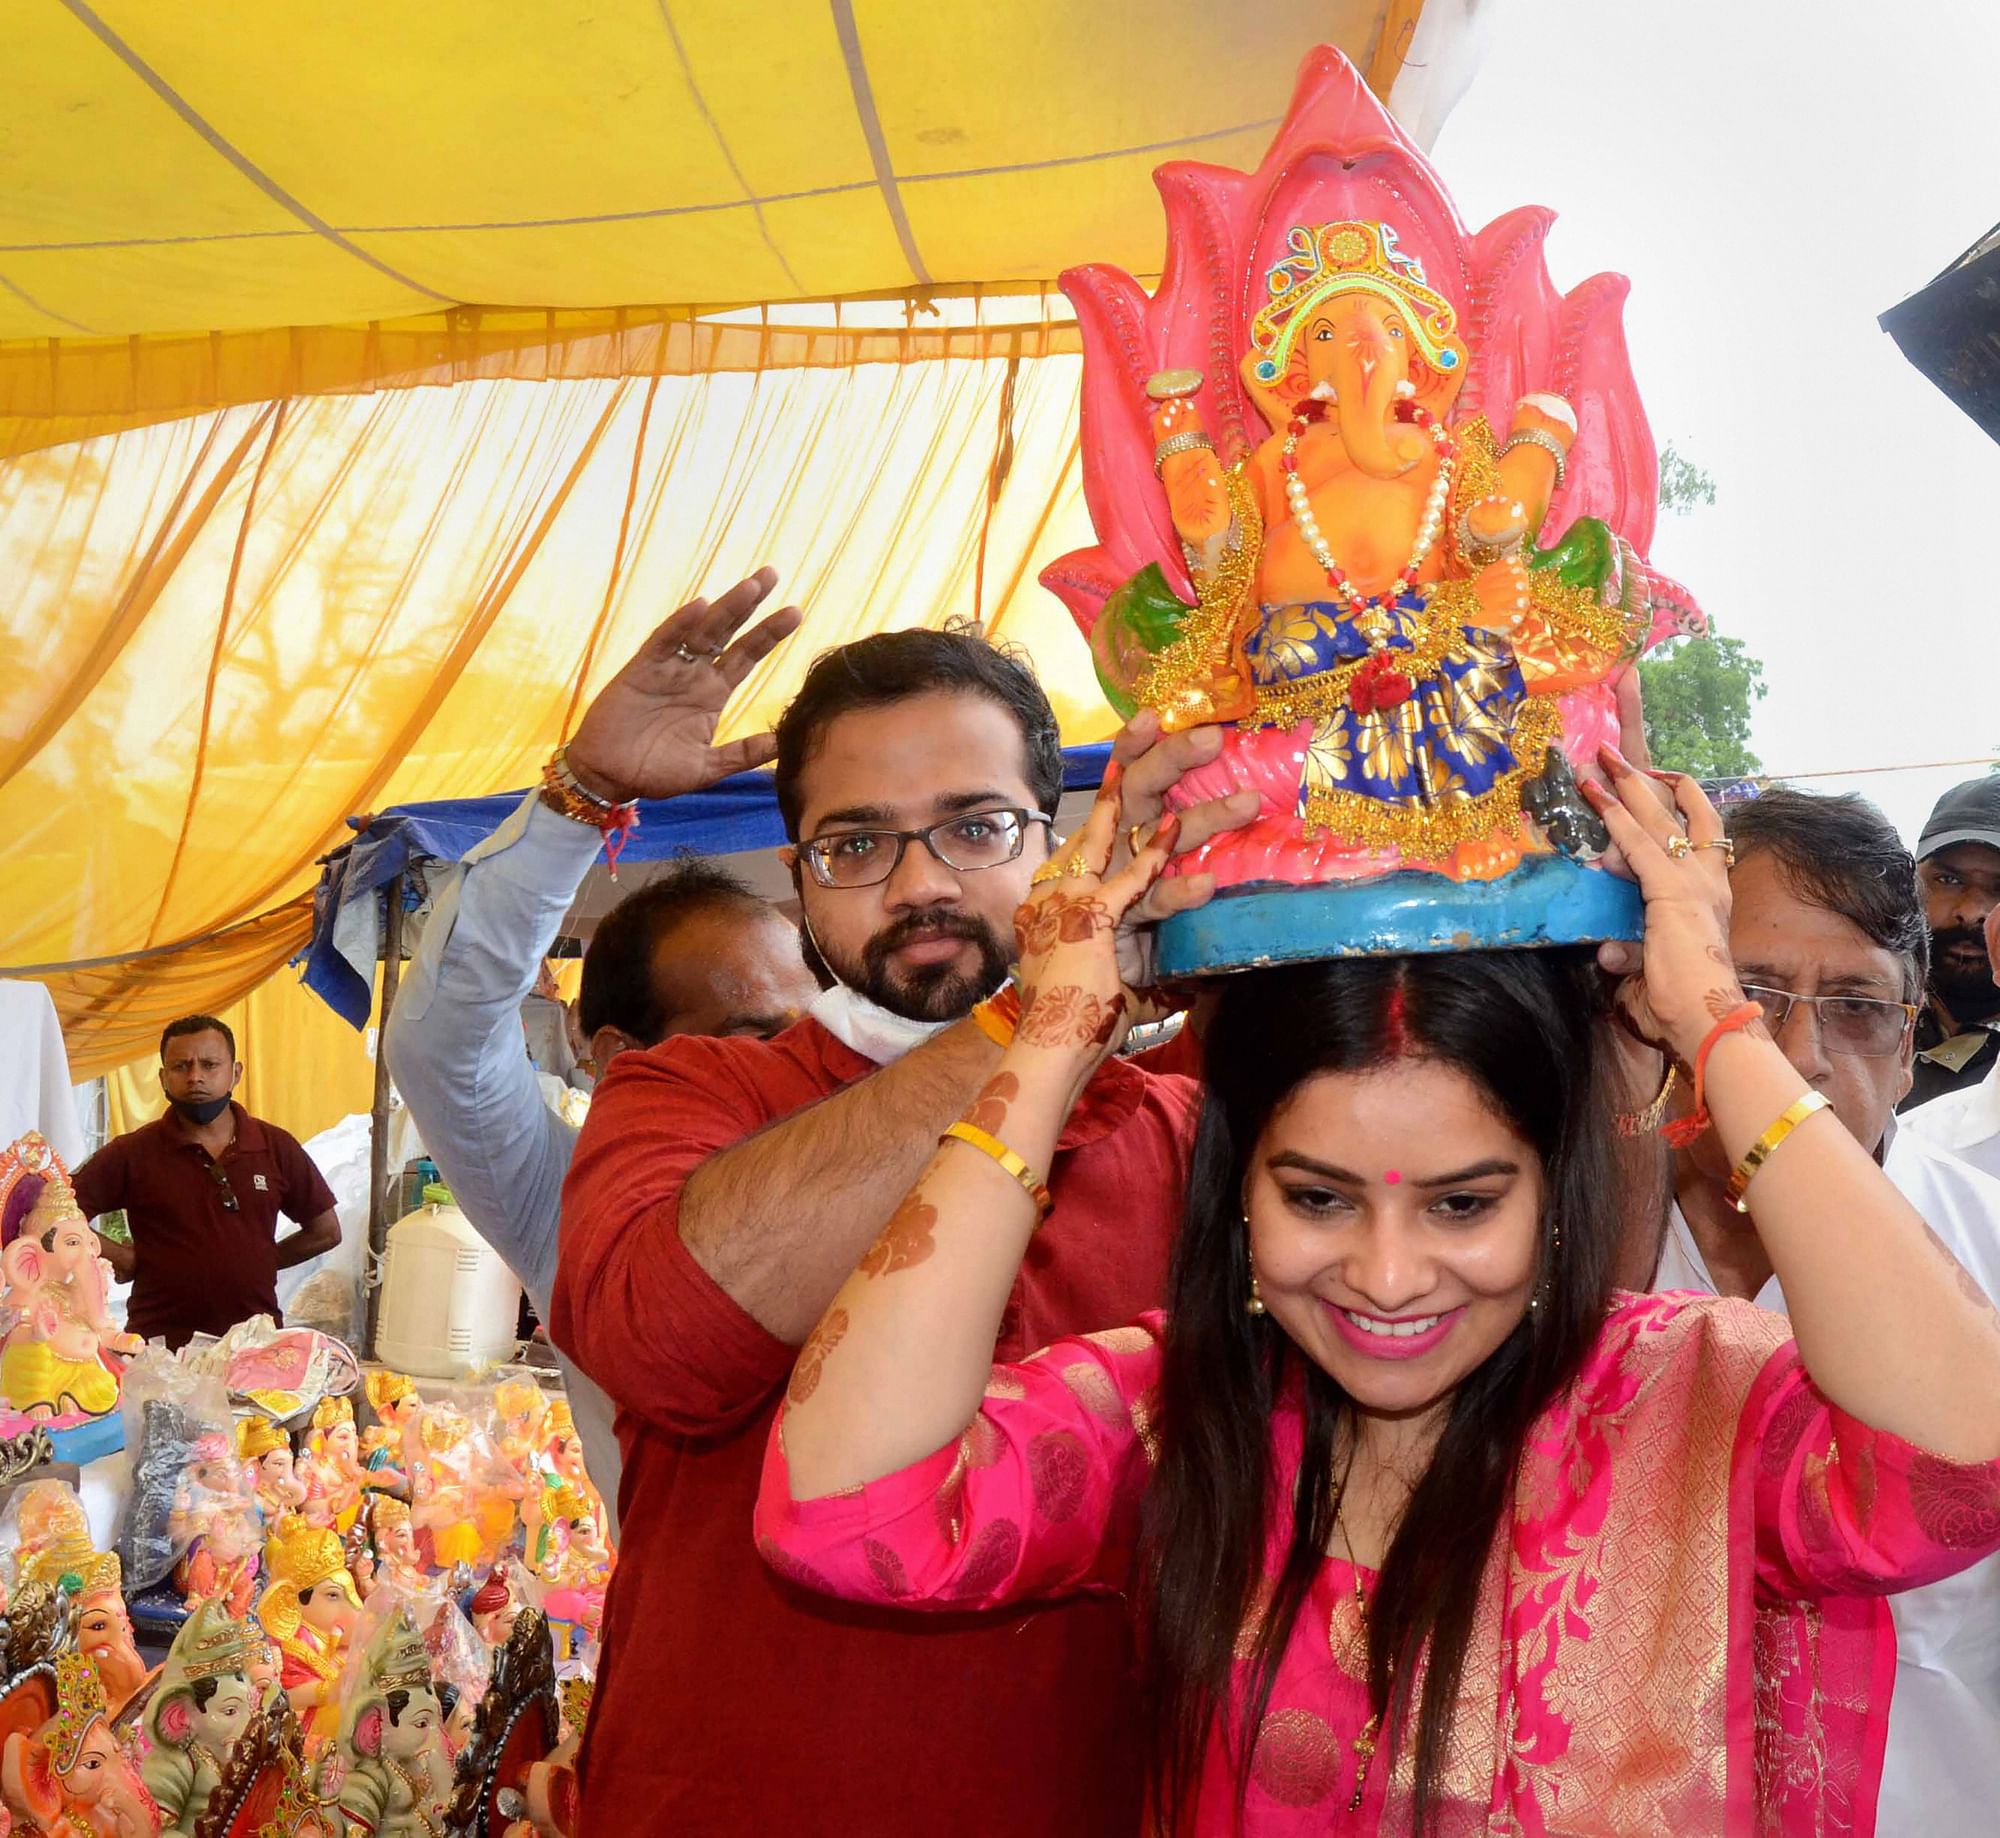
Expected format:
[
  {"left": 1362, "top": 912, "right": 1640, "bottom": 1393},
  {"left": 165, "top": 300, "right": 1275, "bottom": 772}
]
[{"left": 1245, "top": 1058, "right": 1545, "bottom": 1419}]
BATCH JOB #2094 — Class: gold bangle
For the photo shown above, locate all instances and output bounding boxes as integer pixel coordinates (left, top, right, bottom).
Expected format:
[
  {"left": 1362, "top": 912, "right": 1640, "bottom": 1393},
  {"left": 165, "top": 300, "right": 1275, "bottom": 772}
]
[
  {"left": 941, "top": 1122, "right": 1051, "bottom": 1222},
  {"left": 1725, "top": 1090, "right": 1833, "bottom": 1213},
  {"left": 1614, "top": 1062, "right": 1677, "bottom": 1137}
]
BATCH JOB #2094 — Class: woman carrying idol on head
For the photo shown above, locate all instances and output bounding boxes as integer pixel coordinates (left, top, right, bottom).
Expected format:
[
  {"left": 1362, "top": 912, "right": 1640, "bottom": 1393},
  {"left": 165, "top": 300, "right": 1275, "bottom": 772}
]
[{"left": 751, "top": 48, "right": 2000, "bottom": 1837}]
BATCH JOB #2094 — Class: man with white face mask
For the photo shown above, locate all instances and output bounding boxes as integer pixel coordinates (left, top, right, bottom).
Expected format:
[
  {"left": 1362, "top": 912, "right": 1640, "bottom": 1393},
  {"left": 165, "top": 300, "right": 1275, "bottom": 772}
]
[{"left": 552, "top": 621, "right": 1255, "bottom": 1835}]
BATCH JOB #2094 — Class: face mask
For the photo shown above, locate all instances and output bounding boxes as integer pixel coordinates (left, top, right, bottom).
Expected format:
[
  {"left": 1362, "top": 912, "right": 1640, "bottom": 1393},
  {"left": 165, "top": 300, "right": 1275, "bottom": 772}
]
[
  {"left": 808, "top": 985, "right": 951, "bottom": 1066},
  {"left": 170, "top": 1094, "right": 232, "bottom": 1127}
]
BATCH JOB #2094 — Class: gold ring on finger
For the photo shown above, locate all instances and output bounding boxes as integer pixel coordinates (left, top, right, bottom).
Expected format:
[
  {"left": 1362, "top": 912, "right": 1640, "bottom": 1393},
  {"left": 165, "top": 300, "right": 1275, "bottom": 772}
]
[
  {"left": 1664, "top": 835, "right": 1693, "bottom": 861},
  {"left": 1691, "top": 839, "right": 1736, "bottom": 865},
  {"left": 1062, "top": 852, "right": 1094, "bottom": 878},
  {"left": 1126, "top": 824, "right": 1149, "bottom": 856},
  {"left": 1030, "top": 858, "right": 1067, "bottom": 886}
]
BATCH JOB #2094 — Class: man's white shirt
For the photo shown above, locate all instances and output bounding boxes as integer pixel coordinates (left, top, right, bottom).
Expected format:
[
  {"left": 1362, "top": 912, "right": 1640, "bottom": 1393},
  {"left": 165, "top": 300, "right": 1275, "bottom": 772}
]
[
  {"left": 1904, "top": 1060, "right": 2000, "bottom": 1184},
  {"left": 1653, "top": 1118, "right": 2000, "bottom": 1838}
]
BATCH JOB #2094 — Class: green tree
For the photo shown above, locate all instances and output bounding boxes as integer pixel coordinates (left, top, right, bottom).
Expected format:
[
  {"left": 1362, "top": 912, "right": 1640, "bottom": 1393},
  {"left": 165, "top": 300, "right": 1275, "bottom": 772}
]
[
  {"left": 1638, "top": 631, "right": 1767, "bottom": 776},
  {"left": 1657, "top": 441, "right": 1717, "bottom": 515},
  {"left": 1636, "top": 443, "right": 1766, "bottom": 775}
]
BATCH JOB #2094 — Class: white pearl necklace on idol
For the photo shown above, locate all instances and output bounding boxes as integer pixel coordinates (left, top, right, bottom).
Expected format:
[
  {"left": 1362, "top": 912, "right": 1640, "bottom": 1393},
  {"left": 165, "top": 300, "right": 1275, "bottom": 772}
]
[{"left": 1280, "top": 398, "right": 1456, "bottom": 652}]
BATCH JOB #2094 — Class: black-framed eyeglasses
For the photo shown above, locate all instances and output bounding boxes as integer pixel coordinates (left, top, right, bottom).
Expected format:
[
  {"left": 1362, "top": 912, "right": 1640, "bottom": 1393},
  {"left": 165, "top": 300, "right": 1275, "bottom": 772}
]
[
  {"left": 206, "top": 1159, "right": 240, "bottom": 1213},
  {"left": 1740, "top": 983, "right": 1918, "bottom": 1059},
  {"left": 800, "top": 808, "right": 1054, "bottom": 890}
]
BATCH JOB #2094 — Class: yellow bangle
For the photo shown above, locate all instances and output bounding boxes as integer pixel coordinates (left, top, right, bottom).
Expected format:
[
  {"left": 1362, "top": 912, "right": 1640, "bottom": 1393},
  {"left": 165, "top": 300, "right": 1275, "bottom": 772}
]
[
  {"left": 941, "top": 1121, "right": 1051, "bottom": 1222},
  {"left": 1725, "top": 1090, "right": 1833, "bottom": 1213}
]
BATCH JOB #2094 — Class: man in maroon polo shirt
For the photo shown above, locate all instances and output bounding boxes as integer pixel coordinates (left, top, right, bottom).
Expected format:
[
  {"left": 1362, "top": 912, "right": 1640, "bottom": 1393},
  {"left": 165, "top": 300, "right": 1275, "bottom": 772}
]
[
  {"left": 74, "top": 1015, "right": 340, "bottom": 1349},
  {"left": 554, "top": 624, "right": 1254, "bottom": 1835}
]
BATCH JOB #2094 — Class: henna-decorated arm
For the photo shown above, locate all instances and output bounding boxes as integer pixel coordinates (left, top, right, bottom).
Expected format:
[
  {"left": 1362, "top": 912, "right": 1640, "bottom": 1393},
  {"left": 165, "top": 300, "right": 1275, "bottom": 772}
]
[
  {"left": 1586, "top": 754, "right": 2000, "bottom": 1464},
  {"left": 781, "top": 785, "right": 1178, "bottom": 1500}
]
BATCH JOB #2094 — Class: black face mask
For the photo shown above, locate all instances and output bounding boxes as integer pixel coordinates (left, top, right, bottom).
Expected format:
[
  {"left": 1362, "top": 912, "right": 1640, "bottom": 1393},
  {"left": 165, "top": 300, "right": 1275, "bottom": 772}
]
[{"left": 170, "top": 1094, "right": 232, "bottom": 1127}]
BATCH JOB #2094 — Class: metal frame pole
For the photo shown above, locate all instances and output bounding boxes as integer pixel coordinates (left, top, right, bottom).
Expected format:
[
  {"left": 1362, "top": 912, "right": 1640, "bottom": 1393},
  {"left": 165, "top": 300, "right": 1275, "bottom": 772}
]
[{"left": 361, "top": 872, "right": 406, "bottom": 1359}]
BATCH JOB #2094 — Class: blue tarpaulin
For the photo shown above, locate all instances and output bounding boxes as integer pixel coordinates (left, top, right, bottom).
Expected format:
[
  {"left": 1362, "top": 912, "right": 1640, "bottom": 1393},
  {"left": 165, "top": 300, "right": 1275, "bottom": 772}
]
[{"left": 297, "top": 744, "right": 1115, "bottom": 1028}]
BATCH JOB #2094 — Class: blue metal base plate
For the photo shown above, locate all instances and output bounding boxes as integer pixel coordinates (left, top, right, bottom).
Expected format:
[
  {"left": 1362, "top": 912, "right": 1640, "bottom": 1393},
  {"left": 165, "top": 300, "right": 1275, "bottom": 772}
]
[{"left": 1155, "top": 856, "right": 1643, "bottom": 978}]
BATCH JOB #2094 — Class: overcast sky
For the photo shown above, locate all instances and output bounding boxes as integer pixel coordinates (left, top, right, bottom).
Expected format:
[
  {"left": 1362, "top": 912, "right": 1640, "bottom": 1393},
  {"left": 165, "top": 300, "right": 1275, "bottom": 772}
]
[{"left": 1433, "top": 0, "right": 2000, "bottom": 843}]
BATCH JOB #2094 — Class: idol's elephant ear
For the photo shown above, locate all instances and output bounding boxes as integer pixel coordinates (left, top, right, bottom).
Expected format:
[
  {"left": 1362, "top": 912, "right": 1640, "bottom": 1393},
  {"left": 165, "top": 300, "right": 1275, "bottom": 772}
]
[
  {"left": 352, "top": 1703, "right": 386, "bottom": 1759},
  {"left": 2, "top": 1727, "right": 64, "bottom": 1830},
  {"left": 149, "top": 1688, "right": 194, "bottom": 1749}
]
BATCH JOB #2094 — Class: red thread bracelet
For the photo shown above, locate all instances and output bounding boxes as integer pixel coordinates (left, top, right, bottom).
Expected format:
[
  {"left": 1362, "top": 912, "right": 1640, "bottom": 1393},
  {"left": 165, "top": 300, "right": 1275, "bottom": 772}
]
[{"left": 1661, "top": 1000, "right": 1765, "bottom": 1149}]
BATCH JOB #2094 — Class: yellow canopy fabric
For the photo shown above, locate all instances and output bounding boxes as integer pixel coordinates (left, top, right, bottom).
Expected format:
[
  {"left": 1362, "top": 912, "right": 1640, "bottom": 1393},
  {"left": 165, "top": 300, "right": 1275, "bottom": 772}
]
[
  {"left": 7, "top": 352, "right": 1100, "bottom": 1075},
  {"left": 1, "top": 0, "right": 1480, "bottom": 1119},
  {"left": 2, "top": 1, "right": 1422, "bottom": 345}
]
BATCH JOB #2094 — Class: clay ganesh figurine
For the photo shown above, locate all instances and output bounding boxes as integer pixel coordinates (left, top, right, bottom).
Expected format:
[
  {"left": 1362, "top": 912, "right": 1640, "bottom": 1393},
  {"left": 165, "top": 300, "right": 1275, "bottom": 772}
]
[
  {"left": 139, "top": 1603, "right": 259, "bottom": 1837},
  {"left": 0, "top": 1135, "right": 141, "bottom": 1425},
  {"left": 326, "top": 1609, "right": 452, "bottom": 1838},
  {"left": 358, "top": 1376, "right": 416, "bottom": 1495},
  {"left": 16, "top": 1515, "right": 150, "bottom": 1716},
  {"left": 0, "top": 1651, "right": 161, "bottom": 1838},
  {"left": 168, "top": 1437, "right": 260, "bottom": 1619},
  {"left": 1048, "top": 48, "right": 1700, "bottom": 967},
  {"left": 299, "top": 1399, "right": 370, "bottom": 1536},
  {"left": 360, "top": 1501, "right": 426, "bottom": 1604},
  {"left": 254, "top": 1519, "right": 361, "bottom": 1745},
  {"left": 237, "top": 1419, "right": 308, "bottom": 1526}
]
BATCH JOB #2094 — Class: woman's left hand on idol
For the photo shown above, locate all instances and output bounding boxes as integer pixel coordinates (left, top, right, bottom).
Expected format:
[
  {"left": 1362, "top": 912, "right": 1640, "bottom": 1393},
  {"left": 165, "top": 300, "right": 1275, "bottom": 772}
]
[
  {"left": 1581, "top": 750, "right": 1748, "bottom": 1068},
  {"left": 1013, "top": 777, "right": 1183, "bottom": 1076},
  {"left": 1089, "top": 709, "right": 1258, "bottom": 988}
]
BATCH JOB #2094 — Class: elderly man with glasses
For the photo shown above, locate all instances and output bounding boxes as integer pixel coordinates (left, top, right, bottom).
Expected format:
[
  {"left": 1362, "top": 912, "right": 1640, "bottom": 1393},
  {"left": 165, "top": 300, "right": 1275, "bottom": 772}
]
[{"left": 1643, "top": 785, "right": 2000, "bottom": 1835}]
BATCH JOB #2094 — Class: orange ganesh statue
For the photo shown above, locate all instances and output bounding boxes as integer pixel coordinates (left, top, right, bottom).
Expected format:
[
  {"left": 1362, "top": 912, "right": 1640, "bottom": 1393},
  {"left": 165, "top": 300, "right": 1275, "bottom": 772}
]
[
  {"left": 1047, "top": 47, "right": 1703, "bottom": 970},
  {"left": 0, "top": 1652, "right": 161, "bottom": 1838}
]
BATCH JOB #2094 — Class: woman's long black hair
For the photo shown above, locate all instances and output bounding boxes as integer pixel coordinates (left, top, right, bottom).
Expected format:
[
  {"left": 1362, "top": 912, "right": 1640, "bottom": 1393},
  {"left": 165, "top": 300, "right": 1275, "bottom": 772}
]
[{"left": 1138, "top": 950, "right": 1621, "bottom": 1833}]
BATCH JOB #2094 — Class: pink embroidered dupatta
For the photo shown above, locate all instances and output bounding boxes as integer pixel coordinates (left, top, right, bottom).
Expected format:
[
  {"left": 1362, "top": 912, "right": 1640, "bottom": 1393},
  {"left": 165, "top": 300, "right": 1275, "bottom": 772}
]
[{"left": 757, "top": 1293, "right": 2000, "bottom": 1835}]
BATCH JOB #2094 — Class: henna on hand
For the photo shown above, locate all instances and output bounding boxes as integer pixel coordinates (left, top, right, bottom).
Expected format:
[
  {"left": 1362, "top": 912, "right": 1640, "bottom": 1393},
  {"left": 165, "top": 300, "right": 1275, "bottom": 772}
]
[
  {"left": 788, "top": 1308, "right": 849, "bottom": 1406},
  {"left": 963, "top": 1072, "right": 1020, "bottom": 1137},
  {"left": 1018, "top": 986, "right": 1124, "bottom": 1052},
  {"left": 856, "top": 1190, "right": 940, "bottom": 1280},
  {"left": 1921, "top": 1217, "right": 2000, "bottom": 1334},
  {"left": 1014, "top": 894, "right": 1117, "bottom": 960}
]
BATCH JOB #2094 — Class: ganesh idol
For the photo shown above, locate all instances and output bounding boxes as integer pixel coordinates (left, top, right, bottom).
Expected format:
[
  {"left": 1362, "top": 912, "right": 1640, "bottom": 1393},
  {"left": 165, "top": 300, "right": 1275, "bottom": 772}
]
[
  {"left": 236, "top": 1416, "right": 308, "bottom": 1525},
  {"left": 1051, "top": 48, "right": 1699, "bottom": 971},
  {"left": 0, "top": 1134, "right": 140, "bottom": 1426},
  {"left": 254, "top": 1516, "right": 361, "bottom": 1744},
  {"left": 16, "top": 1506, "right": 149, "bottom": 1716},
  {"left": 299, "top": 1396, "right": 369, "bottom": 1535},
  {"left": 139, "top": 1602, "right": 260, "bottom": 1837},
  {"left": 0, "top": 1652, "right": 161, "bottom": 1838},
  {"left": 325, "top": 1607, "right": 452, "bottom": 1838}
]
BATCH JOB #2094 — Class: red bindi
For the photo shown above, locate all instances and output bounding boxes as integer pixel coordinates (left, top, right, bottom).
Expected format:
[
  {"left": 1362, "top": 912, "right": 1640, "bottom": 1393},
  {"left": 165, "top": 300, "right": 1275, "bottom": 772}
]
[{"left": 1383, "top": 1170, "right": 1402, "bottom": 1185}]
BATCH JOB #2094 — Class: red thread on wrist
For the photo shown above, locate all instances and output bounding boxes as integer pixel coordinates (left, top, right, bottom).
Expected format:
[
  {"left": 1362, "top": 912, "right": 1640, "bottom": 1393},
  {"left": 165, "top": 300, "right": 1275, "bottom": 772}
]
[
  {"left": 1661, "top": 1000, "right": 1764, "bottom": 1149},
  {"left": 601, "top": 804, "right": 641, "bottom": 876}
]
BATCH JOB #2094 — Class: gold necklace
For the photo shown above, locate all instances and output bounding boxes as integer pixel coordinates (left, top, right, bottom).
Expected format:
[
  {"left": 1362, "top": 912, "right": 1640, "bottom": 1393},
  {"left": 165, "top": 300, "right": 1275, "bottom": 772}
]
[
  {"left": 385, "top": 1755, "right": 446, "bottom": 1838},
  {"left": 1336, "top": 1499, "right": 1386, "bottom": 1815}
]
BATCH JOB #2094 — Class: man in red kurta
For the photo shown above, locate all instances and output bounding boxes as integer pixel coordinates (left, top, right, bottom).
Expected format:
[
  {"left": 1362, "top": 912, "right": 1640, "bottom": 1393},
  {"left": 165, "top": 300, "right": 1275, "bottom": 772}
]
[{"left": 553, "top": 623, "right": 1249, "bottom": 1835}]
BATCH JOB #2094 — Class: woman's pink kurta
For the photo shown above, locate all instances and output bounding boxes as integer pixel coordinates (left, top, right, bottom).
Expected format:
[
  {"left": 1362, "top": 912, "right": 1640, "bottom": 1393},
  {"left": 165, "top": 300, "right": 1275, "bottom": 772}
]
[{"left": 756, "top": 1292, "right": 2000, "bottom": 1835}]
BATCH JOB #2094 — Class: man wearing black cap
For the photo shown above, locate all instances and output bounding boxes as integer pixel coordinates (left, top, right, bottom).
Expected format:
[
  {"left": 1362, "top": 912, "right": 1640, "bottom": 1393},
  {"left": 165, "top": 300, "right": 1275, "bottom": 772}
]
[{"left": 1904, "top": 776, "right": 2000, "bottom": 1108}]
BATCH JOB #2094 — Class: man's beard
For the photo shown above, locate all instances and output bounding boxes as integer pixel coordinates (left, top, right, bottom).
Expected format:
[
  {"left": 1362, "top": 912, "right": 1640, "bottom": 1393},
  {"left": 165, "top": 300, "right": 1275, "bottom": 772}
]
[
  {"left": 804, "top": 908, "right": 1012, "bottom": 1022},
  {"left": 1930, "top": 923, "right": 2000, "bottom": 1021}
]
